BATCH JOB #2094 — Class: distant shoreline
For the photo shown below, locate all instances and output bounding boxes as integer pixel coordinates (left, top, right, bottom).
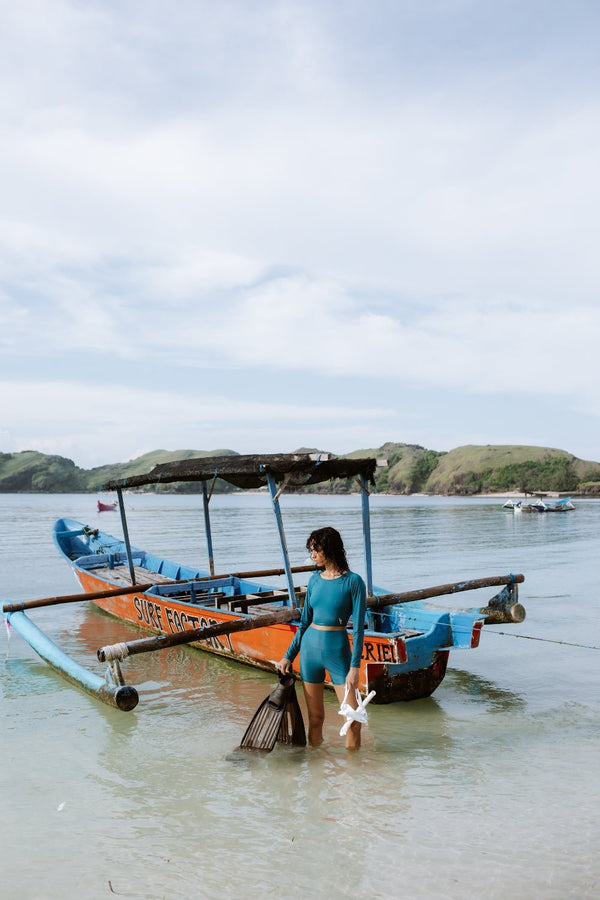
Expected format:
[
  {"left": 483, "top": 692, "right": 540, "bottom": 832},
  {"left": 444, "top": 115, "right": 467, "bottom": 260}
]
[
  {"left": 2, "top": 489, "right": 598, "bottom": 498},
  {"left": 3, "top": 445, "right": 600, "bottom": 495}
]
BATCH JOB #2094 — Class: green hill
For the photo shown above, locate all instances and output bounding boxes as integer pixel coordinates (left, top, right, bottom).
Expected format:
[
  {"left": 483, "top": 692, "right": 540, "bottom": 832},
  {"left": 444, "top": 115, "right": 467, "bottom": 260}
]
[
  {"left": 82, "top": 449, "right": 238, "bottom": 492},
  {"left": 424, "top": 445, "right": 600, "bottom": 494},
  {"left": 0, "top": 449, "right": 238, "bottom": 494},
  {"left": 345, "top": 443, "right": 444, "bottom": 493},
  {"left": 0, "top": 451, "right": 86, "bottom": 492},
  {"left": 1, "top": 443, "right": 599, "bottom": 495}
]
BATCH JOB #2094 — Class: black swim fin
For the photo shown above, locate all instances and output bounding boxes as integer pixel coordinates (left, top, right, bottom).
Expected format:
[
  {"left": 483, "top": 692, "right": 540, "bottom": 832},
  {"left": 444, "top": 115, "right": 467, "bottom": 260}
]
[
  {"left": 240, "top": 673, "right": 306, "bottom": 751},
  {"left": 276, "top": 677, "right": 306, "bottom": 748}
]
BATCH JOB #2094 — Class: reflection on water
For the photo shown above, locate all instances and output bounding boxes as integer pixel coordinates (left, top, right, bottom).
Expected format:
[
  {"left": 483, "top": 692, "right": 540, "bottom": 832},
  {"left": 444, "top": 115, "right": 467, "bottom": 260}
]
[
  {"left": 2, "top": 656, "right": 67, "bottom": 700},
  {"left": 444, "top": 667, "right": 525, "bottom": 712}
]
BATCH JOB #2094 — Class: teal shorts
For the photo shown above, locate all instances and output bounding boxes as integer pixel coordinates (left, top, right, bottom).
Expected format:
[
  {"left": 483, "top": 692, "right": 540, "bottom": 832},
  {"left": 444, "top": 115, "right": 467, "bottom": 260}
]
[{"left": 300, "top": 627, "right": 351, "bottom": 685}]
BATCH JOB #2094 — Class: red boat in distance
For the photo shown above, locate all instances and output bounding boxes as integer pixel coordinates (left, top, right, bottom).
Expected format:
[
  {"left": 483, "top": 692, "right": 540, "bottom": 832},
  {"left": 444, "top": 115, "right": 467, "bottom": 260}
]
[{"left": 97, "top": 500, "right": 117, "bottom": 512}]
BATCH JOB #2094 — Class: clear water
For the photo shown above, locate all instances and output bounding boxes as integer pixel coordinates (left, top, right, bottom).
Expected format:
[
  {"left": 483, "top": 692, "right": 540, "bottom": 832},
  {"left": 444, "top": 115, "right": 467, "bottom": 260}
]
[{"left": 1, "top": 493, "right": 599, "bottom": 899}]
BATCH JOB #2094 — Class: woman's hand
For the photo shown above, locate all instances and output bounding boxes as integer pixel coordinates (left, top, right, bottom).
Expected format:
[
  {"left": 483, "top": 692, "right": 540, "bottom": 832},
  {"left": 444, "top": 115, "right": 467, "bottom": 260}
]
[
  {"left": 277, "top": 657, "right": 292, "bottom": 675},
  {"left": 345, "top": 666, "right": 360, "bottom": 693}
]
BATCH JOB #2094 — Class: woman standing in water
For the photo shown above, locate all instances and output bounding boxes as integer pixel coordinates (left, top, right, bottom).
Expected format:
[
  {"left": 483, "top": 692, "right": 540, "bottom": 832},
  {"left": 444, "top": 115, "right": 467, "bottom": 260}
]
[{"left": 277, "top": 526, "right": 367, "bottom": 750}]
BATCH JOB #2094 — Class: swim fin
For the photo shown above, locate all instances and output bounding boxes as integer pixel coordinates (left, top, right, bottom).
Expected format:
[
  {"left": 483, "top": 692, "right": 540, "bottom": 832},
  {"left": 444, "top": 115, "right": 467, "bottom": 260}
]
[
  {"left": 240, "top": 673, "right": 306, "bottom": 751},
  {"left": 276, "top": 678, "right": 306, "bottom": 748}
]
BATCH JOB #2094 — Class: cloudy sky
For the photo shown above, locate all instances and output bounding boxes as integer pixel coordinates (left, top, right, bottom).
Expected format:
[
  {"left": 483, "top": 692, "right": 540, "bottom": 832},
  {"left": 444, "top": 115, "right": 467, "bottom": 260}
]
[{"left": 1, "top": 0, "right": 599, "bottom": 469}]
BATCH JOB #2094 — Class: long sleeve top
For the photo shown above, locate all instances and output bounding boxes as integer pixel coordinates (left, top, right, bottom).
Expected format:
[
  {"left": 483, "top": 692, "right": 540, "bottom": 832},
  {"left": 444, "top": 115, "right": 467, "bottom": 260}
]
[{"left": 284, "top": 570, "right": 367, "bottom": 669}]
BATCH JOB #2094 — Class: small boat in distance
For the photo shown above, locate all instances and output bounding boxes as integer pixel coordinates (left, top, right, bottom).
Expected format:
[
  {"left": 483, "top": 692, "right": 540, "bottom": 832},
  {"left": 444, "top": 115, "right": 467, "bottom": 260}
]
[
  {"left": 503, "top": 492, "right": 575, "bottom": 513},
  {"left": 97, "top": 500, "right": 117, "bottom": 512},
  {"left": 4, "top": 453, "right": 526, "bottom": 711}
]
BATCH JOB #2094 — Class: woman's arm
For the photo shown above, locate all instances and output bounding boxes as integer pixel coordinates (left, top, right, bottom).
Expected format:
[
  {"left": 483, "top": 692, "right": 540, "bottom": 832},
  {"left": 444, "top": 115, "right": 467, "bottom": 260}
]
[
  {"left": 277, "top": 656, "right": 293, "bottom": 674},
  {"left": 349, "top": 574, "right": 367, "bottom": 669},
  {"left": 345, "top": 666, "right": 360, "bottom": 691}
]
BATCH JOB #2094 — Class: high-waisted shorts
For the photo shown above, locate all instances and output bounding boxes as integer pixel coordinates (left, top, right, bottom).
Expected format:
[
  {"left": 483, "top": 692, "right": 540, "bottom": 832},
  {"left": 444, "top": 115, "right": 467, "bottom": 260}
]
[{"left": 300, "top": 627, "right": 351, "bottom": 685}]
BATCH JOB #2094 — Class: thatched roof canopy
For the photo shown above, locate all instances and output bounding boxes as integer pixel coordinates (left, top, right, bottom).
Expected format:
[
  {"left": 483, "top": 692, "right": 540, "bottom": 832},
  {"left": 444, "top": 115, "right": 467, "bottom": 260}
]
[{"left": 102, "top": 453, "right": 377, "bottom": 491}]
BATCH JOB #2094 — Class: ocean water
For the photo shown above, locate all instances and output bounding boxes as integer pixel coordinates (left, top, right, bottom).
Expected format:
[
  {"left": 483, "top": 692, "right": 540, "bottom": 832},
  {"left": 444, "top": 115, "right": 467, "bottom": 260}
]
[{"left": 1, "top": 492, "right": 599, "bottom": 899}]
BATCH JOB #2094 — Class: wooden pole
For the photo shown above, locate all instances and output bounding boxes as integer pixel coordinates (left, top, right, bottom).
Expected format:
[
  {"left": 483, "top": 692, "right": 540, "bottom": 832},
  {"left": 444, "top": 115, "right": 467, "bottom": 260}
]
[
  {"left": 366, "top": 574, "right": 524, "bottom": 609},
  {"left": 266, "top": 471, "right": 297, "bottom": 607},
  {"left": 5, "top": 569, "right": 521, "bottom": 617},
  {"left": 96, "top": 574, "right": 523, "bottom": 662},
  {"left": 2, "top": 582, "right": 157, "bottom": 613},
  {"left": 117, "top": 487, "right": 136, "bottom": 585},
  {"left": 206, "top": 564, "right": 316, "bottom": 581},
  {"left": 97, "top": 607, "right": 301, "bottom": 661},
  {"left": 201, "top": 479, "right": 215, "bottom": 577},
  {"left": 2, "top": 565, "right": 317, "bottom": 613}
]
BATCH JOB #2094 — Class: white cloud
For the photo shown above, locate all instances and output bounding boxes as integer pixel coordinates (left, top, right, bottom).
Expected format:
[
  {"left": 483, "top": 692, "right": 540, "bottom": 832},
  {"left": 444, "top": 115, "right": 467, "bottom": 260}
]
[
  {"left": 3, "top": 264, "right": 599, "bottom": 412},
  {"left": 1, "top": 1, "right": 600, "bottom": 464},
  {"left": 2, "top": 18, "right": 599, "bottom": 303},
  {"left": 201, "top": 277, "right": 600, "bottom": 406},
  {"left": 0, "top": 380, "right": 394, "bottom": 467}
]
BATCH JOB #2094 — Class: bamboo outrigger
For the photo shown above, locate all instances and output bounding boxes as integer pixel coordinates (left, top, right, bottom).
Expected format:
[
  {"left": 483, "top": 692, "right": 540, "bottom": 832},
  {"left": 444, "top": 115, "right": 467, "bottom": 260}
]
[{"left": 3, "top": 453, "right": 525, "bottom": 710}]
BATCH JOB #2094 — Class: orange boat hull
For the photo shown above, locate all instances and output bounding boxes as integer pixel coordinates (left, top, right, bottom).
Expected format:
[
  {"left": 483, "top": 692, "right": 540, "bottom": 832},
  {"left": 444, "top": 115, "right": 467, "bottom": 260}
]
[{"left": 75, "top": 570, "right": 409, "bottom": 695}]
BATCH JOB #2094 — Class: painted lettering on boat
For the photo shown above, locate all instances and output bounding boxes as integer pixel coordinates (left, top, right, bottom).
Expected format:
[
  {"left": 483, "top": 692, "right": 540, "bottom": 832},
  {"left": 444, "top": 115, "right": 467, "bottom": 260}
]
[
  {"left": 133, "top": 596, "right": 164, "bottom": 631},
  {"left": 163, "top": 606, "right": 203, "bottom": 634},
  {"left": 131, "top": 597, "right": 237, "bottom": 653},
  {"left": 163, "top": 607, "right": 234, "bottom": 653},
  {"left": 362, "top": 639, "right": 399, "bottom": 664}
]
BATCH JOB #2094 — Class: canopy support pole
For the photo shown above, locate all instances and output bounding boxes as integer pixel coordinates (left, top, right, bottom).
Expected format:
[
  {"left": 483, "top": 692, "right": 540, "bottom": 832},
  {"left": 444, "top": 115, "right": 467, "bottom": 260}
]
[
  {"left": 265, "top": 472, "right": 297, "bottom": 607},
  {"left": 116, "top": 487, "right": 136, "bottom": 585},
  {"left": 359, "top": 474, "right": 374, "bottom": 595},
  {"left": 201, "top": 480, "right": 215, "bottom": 576}
]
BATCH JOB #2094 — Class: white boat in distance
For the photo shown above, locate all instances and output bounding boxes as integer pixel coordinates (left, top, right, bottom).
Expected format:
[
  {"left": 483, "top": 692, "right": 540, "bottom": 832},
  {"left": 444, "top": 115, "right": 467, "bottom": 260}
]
[{"left": 503, "top": 492, "right": 575, "bottom": 513}]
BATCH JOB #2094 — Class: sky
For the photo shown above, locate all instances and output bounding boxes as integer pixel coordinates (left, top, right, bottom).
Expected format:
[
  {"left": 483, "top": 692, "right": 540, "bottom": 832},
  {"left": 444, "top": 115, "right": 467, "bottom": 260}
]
[{"left": 1, "top": 0, "right": 599, "bottom": 469}]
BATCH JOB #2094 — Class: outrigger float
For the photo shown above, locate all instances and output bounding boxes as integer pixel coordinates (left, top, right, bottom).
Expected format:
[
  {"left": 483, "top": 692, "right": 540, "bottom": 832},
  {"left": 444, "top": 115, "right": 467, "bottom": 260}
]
[{"left": 3, "top": 453, "right": 526, "bottom": 712}]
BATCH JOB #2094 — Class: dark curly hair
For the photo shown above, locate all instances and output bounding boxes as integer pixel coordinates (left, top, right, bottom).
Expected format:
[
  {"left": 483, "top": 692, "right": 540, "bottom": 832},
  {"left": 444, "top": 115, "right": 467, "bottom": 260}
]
[{"left": 306, "top": 526, "right": 349, "bottom": 574}]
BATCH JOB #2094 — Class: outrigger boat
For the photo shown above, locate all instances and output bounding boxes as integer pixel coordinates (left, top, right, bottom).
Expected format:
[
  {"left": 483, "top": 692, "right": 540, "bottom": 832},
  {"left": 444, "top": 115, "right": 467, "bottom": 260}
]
[
  {"left": 503, "top": 492, "right": 575, "bottom": 513},
  {"left": 3, "top": 453, "right": 526, "bottom": 712}
]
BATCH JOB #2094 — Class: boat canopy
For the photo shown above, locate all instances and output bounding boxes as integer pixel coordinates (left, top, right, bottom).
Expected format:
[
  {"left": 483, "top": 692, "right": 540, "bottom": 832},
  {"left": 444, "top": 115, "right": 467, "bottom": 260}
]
[
  {"left": 103, "top": 453, "right": 379, "bottom": 600},
  {"left": 102, "top": 453, "right": 378, "bottom": 491}
]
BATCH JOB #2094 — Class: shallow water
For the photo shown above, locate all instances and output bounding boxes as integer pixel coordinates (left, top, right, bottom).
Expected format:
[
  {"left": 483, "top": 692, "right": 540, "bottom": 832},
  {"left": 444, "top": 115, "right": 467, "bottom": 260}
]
[{"left": 1, "top": 493, "right": 599, "bottom": 898}]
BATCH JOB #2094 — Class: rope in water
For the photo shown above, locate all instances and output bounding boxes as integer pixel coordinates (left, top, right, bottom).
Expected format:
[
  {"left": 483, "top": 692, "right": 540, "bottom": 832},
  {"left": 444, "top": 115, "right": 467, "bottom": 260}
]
[
  {"left": 429, "top": 620, "right": 600, "bottom": 651},
  {"left": 482, "top": 629, "right": 600, "bottom": 651}
]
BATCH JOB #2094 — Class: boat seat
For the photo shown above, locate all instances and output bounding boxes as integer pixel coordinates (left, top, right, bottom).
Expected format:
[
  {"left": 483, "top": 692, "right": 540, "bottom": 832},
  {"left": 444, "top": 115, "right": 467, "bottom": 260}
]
[
  {"left": 226, "top": 587, "right": 306, "bottom": 612},
  {"left": 172, "top": 590, "right": 227, "bottom": 606},
  {"left": 227, "top": 590, "right": 288, "bottom": 611},
  {"left": 245, "top": 602, "right": 301, "bottom": 616}
]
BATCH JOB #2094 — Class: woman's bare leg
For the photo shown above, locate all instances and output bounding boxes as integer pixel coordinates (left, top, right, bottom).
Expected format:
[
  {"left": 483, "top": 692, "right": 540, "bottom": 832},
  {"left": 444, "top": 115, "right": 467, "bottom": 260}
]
[
  {"left": 302, "top": 682, "right": 325, "bottom": 746},
  {"left": 333, "top": 683, "right": 362, "bottom": 750}
]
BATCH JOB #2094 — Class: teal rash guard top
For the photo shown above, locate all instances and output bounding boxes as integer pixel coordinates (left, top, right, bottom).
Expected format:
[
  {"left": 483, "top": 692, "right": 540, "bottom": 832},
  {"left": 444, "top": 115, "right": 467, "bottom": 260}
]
[{"left": 284, "top": 570, "right": 367, "bottom": 669}]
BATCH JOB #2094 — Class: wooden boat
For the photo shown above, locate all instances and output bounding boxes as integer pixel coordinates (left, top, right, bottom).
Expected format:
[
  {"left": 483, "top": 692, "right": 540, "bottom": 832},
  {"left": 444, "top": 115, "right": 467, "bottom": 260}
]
[
  {"left": 97, "top": 500, "right": 117, "bottom": 512},
  {"left": 4, "top": 453, "right": 526, "bottom": 710}
]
